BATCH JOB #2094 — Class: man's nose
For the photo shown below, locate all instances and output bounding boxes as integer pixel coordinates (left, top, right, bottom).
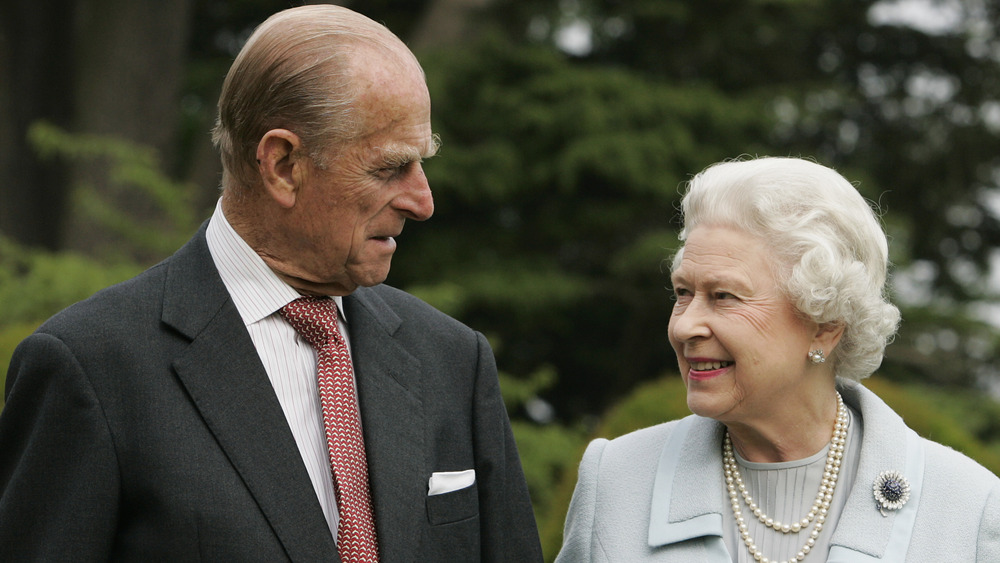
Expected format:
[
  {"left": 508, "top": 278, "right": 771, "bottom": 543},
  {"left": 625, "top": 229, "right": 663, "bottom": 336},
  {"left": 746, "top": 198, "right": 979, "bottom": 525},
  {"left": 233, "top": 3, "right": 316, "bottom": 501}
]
[{"left": 396, "top": 163, "right": 434, "bottom": 221}]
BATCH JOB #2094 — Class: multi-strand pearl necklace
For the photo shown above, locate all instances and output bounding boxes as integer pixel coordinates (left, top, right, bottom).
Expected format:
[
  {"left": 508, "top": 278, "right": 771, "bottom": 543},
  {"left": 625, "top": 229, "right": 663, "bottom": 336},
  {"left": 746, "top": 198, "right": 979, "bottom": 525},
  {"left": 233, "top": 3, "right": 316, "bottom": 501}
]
[{"left": 723, "top": 392, "right": 849, "bottom": 563}]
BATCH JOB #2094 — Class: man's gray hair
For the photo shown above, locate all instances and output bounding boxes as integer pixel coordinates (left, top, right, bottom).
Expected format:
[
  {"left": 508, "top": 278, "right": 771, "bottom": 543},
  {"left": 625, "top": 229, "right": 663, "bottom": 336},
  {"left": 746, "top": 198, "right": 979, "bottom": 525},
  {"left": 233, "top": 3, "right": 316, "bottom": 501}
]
[{"left": 212, "top": 5, "right": 419, "bottom": 193}]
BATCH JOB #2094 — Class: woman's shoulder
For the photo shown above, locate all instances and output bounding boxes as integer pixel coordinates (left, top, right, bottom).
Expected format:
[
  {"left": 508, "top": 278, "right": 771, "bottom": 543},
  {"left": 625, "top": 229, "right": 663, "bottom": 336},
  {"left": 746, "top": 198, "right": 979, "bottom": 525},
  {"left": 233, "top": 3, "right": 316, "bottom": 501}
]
[
  {"left": 913, "top": 437, "right": 1000, "bottom": 548},
  {"left": 585, "top": 415, "right": 713, "bottom": 467},
  {"left": 920, "top": 437, "right": 1000, "bottom": 490},
  {"left": 602, "top": 415, "right": 695, "bottom": 447},
  {"left": 849, "top": 382, "right": 1000, "bottom": 493}
]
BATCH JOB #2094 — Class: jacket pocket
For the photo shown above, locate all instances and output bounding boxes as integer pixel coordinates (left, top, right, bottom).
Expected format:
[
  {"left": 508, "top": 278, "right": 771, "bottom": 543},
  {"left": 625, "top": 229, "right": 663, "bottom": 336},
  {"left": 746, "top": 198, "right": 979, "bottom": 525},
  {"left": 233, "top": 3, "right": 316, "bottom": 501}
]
[{"left": 425, "top": 481, "right": 478, "bottom": 525}]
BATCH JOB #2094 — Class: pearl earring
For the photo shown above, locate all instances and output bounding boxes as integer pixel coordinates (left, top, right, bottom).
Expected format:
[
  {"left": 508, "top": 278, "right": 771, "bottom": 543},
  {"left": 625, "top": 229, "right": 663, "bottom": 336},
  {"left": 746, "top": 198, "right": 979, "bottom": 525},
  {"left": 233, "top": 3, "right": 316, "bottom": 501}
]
[{"left": 808, "top": 349, "right": 826, "bottom": 364}]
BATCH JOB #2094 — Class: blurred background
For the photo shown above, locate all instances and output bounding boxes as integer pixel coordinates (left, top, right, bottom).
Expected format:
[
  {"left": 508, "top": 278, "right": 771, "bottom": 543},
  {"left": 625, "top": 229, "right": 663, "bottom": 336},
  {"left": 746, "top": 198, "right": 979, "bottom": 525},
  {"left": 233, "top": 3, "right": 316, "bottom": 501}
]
[{"left": 2, "top": 0, "right": 1000, "bottom": 559}]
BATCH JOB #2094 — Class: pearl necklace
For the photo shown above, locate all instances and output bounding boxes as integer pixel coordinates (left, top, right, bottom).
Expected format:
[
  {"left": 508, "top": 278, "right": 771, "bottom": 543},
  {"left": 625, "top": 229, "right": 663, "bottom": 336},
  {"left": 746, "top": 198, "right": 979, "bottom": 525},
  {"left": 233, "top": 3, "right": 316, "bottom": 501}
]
[{"left": 723, "top": 392, "right": 848, "bottom": 563}]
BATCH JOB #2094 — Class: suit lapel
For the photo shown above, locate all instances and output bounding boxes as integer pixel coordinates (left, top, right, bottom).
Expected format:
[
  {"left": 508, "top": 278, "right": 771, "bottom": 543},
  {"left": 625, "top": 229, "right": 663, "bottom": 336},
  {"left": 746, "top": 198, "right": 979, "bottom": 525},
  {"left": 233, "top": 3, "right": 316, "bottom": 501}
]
[
  {"left": 163, "top": 228, "right": 338, "bottom": 562},
  {"left": 345, "top": 287, "right": 426, "bottom": 563}
]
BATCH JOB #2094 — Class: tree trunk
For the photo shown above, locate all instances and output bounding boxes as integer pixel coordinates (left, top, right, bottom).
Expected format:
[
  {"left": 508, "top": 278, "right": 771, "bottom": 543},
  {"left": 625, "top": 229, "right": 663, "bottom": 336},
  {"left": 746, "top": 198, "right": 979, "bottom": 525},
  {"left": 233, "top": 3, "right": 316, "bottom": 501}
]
[
  {"left": 0, "top": 0, "right": 78, "bottom": 250},
  {"left": 64, "top": 0, "right": 194, "bottom": 257}
]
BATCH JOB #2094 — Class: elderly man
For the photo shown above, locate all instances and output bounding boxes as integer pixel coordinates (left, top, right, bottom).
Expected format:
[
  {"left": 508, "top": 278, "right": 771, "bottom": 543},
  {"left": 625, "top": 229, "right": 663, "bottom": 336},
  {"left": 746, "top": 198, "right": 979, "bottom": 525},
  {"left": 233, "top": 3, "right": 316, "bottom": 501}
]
[{"left": 0, "top": 6, "right": 542, "bottom": 562}]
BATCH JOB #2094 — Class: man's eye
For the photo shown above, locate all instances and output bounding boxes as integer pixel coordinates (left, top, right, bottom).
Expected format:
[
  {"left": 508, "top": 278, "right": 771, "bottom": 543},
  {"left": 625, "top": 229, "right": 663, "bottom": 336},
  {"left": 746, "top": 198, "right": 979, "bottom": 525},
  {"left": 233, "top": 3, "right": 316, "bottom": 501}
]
[
  {"left": 375, "top": 161, "right": 415, "bottom": 180},
  {"left": 375, "top": 166, "right": 403, "bottom": 179},
  {"left": 715, "top": 292, "right": 735, "bottom": 300}
]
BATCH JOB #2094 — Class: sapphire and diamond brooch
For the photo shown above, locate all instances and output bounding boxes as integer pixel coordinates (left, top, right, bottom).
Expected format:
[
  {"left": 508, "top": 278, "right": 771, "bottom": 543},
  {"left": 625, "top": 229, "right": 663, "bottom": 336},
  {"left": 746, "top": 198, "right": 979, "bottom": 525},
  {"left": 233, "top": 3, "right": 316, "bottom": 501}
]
[{"left": 873, "top": 470, "right": 911, "bottom": 516}]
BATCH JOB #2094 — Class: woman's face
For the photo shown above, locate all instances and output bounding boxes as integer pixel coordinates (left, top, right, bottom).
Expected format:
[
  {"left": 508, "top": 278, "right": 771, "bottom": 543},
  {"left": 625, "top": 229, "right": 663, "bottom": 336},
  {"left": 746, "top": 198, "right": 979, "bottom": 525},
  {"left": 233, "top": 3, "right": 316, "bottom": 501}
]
[{"left": 668, "top": 225, "right": 822, "bottom": 427}]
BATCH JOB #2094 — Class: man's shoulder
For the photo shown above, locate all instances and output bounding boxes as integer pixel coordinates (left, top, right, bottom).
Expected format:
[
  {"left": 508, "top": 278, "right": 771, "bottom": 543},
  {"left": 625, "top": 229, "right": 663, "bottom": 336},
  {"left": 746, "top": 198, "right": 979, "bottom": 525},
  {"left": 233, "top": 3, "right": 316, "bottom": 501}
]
[
  {"left": 37, "top": 259, "right": 171, "bottom": 337},
  {"left": 357, "top": 284, "right": 469, "bottom": 330},
  {"left": 363, "top": 283, "right": 436, "bottom": 308},
  {"left": 37, "top": 227, "right": 212, "bottom": 339}
]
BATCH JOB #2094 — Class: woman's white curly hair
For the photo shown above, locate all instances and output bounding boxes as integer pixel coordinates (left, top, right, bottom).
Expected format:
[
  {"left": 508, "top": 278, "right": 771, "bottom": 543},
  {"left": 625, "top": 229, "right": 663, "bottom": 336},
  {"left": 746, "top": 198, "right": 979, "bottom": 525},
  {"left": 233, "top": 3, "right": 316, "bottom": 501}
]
[{"left": 672, "top": 156, "right": 900, "bottom": 381}]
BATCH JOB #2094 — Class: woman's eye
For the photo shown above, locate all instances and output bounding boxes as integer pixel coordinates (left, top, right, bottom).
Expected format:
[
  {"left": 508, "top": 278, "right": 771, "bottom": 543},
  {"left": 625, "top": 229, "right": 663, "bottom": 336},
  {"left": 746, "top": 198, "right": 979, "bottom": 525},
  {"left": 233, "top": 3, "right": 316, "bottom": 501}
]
[{"left": 715, "top": 291, "right": 735, "bottom": 300}]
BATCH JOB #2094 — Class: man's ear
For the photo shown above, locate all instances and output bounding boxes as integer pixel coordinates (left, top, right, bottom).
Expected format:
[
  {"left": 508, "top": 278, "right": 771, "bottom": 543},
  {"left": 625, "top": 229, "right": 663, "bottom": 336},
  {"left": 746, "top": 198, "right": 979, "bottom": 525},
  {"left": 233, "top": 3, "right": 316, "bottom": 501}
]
[{"left": 256, "top": 129, "right": 304, "bottom": 209}]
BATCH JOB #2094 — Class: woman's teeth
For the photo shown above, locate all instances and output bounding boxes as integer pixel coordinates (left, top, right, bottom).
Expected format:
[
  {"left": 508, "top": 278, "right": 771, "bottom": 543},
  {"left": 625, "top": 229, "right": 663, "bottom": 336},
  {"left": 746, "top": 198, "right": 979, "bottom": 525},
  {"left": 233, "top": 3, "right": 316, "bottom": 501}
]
[{"left": 691, "top": 361, "right": 732, "bottom": 371}]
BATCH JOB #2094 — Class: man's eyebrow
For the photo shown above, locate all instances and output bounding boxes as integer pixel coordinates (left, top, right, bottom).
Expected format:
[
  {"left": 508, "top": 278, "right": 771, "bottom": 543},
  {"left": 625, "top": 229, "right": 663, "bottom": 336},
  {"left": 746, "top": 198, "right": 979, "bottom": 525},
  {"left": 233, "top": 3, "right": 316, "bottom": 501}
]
[{"left": 375, "top": 134, "right": 441, "bottom": 166}]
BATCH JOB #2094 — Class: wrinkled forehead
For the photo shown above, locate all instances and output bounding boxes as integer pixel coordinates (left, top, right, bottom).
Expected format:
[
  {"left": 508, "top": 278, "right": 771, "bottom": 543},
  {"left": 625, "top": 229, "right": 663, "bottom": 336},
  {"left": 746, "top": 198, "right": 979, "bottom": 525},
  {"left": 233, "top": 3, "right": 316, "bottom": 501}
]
[{"left": 669, "top": 224, "right": 784, "bottom": 286}]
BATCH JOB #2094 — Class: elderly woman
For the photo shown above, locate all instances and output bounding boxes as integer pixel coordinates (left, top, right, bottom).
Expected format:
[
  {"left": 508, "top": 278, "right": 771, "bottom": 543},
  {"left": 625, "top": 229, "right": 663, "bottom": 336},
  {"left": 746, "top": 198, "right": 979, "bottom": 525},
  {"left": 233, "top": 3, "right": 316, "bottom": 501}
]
[{"left": 556, "top": 157, "right": 1000, "bottom": 562}]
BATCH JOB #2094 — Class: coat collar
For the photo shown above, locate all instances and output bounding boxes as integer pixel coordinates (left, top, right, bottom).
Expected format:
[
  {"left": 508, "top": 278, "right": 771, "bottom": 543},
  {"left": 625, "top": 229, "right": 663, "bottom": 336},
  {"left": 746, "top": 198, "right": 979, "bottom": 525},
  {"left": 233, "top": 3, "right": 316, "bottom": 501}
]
[
  {"left": 828, "top": 381, "right": 925, "bottom": 562},
  {"left": 647, "top": 415, "right": 726, "bottom": 547},
  {"left": 646, "top": 381, "right": 925, "bottom": 562},
  {"left": 164, "top": 225, "right": 340, "bottom": 562}
]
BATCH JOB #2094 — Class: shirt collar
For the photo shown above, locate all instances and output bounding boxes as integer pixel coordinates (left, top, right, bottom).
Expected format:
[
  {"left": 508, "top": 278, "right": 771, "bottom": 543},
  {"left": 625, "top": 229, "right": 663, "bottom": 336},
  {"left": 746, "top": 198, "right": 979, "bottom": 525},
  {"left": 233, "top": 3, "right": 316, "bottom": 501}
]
[{"left": 205, "top": 199, "right": 346, "bottom": 326}]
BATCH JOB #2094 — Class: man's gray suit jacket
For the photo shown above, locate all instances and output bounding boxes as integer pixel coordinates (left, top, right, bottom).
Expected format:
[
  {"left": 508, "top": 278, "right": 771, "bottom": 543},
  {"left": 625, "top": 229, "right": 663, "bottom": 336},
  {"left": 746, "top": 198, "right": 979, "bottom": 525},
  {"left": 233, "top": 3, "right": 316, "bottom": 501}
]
[{"left": 0, "top": 225, "right": 543, "bottom": 562}]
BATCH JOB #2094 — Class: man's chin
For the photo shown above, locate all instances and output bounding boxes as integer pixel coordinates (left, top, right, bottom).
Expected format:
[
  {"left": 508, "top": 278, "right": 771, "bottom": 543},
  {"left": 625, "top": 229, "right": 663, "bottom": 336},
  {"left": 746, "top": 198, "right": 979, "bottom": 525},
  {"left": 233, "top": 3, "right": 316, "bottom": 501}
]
[
  {"left": 343, "top": 264, "right": 392, "bottom": 291},
  {"left": 279, "top": 274, "right": 358, "bottom": 297},
  {"left": 279, "top": 262, "right": 392, "bottom": 295},
  {"left": 353, "top": 272, "right": 390, "bottom": 289}
]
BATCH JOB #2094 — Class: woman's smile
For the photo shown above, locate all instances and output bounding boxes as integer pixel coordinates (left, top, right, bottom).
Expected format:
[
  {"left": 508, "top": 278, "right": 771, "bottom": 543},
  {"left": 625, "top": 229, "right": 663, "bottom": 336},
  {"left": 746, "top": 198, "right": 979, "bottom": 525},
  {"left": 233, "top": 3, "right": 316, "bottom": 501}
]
[{"left": 686, "top": 358, "right": 734, "bottom": 380}]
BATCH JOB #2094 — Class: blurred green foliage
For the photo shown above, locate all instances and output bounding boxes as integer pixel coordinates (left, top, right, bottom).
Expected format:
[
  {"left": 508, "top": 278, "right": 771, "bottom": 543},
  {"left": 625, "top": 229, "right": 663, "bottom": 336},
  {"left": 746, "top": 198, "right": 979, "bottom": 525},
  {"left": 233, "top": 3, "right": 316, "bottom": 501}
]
[
  {"left": 0, "top": 237, "right": 139, "bottom": 327},
  {"left": 29, "top": 121, "right": 202, "bottom": 261}
]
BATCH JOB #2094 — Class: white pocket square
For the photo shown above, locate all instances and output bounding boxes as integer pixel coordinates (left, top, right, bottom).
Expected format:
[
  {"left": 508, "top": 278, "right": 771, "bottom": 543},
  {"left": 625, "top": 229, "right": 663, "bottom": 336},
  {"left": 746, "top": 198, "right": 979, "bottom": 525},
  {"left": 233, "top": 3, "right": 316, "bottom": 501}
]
[{"left": 428, "top": 469, "right": 476, "bottom": 496}]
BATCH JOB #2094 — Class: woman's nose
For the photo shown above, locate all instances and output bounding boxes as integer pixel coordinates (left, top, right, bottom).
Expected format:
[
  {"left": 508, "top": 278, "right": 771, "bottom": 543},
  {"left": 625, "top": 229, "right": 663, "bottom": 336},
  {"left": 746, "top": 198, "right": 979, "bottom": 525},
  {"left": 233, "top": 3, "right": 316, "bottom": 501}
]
[{"left": 669, "top": 297, "right": 712, "bottom": 342}]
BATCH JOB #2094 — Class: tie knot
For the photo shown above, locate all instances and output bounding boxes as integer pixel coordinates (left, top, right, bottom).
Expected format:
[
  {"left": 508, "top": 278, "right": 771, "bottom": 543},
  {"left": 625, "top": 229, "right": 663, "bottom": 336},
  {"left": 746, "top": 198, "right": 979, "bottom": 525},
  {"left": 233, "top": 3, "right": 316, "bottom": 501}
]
[{"left": 280, "top": 296, "right": 342, "bottom": 350}]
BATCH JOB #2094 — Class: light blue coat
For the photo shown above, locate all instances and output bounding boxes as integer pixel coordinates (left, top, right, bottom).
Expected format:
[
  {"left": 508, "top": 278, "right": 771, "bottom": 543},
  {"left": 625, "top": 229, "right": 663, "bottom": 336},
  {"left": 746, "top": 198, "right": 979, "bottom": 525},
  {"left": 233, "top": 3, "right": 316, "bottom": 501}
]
[{"left": 556, "top": 381, "right": 1000, "bottom": 562}]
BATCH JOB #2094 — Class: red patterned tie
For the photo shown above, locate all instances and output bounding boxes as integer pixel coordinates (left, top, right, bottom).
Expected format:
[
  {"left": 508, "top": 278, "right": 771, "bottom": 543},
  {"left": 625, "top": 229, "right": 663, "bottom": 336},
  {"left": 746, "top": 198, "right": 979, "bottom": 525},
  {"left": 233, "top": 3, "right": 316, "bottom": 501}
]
[{"left": 280, "top": 297, "right": 380, "bottom": 563}]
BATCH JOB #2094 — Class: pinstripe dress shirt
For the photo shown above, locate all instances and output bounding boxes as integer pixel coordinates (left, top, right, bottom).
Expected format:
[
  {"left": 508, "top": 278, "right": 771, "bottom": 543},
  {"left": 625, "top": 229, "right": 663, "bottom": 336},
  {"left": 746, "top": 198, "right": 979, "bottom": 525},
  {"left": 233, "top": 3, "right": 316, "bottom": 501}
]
[{"left": 205, "top": 199, "right": 345, "bottom": 537}]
